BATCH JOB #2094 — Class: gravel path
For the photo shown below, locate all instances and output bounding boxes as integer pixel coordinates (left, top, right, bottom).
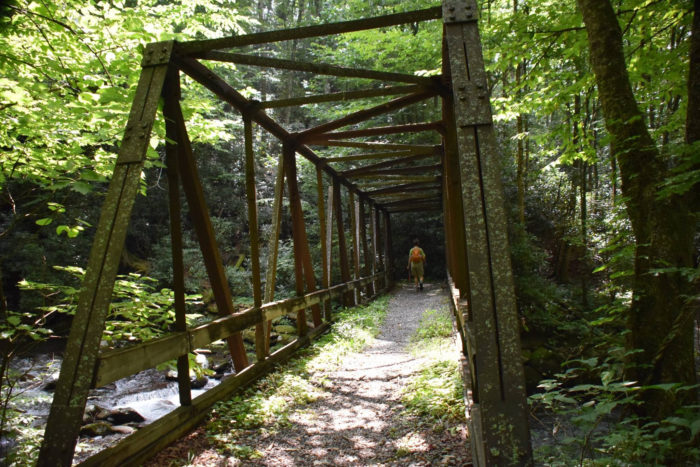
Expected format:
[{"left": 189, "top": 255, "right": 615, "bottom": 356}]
[{"left": 149, "top": 282, "right": 471, "bottom": 466}]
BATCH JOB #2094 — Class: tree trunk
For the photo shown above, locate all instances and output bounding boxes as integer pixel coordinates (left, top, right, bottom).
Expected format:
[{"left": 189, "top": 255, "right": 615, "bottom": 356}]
[
  {"left": 577, "top": 0, "right": 697, "bottom": 419},
  {"left": 688, "top": 0, "right": 700, "bottom": 147}
]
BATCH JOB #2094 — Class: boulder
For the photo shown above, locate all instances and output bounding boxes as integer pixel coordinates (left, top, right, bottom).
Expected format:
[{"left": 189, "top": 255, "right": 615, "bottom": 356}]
[
  {"left": 110, "top": 425, "right": 136, "bottom": 435},
  {"left": 99, "top": 407, "right": 145, "bottom": 425},
  {"left": 80, "top": 422, "right": 114, "bottom": 437},
  {"left": 42, "top": 371, "right": 61, "bottom": 391}
]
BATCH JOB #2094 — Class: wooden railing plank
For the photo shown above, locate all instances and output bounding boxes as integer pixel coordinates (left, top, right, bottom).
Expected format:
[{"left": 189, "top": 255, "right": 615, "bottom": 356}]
[{"left": 93, "top": 274, "right": 383, "bottom": 387}]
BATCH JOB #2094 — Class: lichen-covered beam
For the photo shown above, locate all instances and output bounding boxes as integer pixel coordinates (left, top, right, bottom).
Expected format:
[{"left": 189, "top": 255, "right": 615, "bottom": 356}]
[
  {"left": 309, "top": 140, "right": 436, "bottom": 151},
  {"left": 168, "top": 96, "right": 249, "bottom": 371},
  {"left": 443, "top": 0, "right": 531, "bottom": 464},
  {"left": 175, "top": 56, "right": 376, "bottom": 208},
  {"left": 297, "top": 89, "right": 438, "bottom": 141},
  {"left": 38, "top": 43, "right": 173, "bottom": 467},
  {"left": 344, "top": 163, "right": 442, "bottom": 178},
  {"left": 197, "top": 52, "right": 436, "bottom": 85},
  {"left": 176, "top": 6, "right": 442, "bottom": 55},
  {"left": 303, "top": 121, "right": 443, "bottom": 142},
  {"left": 163, "top": 69, "right": 192, "bottom": 406},
  {"left": 364, "top": 181, "right": 442, "bottom": 196},
  {"left": 340, "top": 153, "right": 439, "bottom": 177},
  {"left": 259, "top": 85, "right": 421, "bottom": 108}
]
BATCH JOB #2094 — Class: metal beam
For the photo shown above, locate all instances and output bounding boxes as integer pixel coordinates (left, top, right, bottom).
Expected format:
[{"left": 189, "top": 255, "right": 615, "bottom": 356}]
[
  {"left": 323, "top": 149, "right": 422, "bottom": 163},
  {"left": 176, "top": 6, "right": 443, "bottom": 55},
  {"left": 38, "top": 51, "right": 171, "bottom": 467},
  {"left": 198, "top": 52, "right": 436, "bottom": 85},
  {"left": 304, "top": 121, "right": 443, "bottom": 142},
  {"left": 341, "top": 152, "right": 439, "bottom": 177},
  {"left": 309, "top": 140, "right": 436, "bottom": 151},
  {"left": 297, "top": 90, "right": 437, "bottom": 140},
  {"left": 344, "top": 163, "right": 442, "bottom": 178},
  {"left": 259, "top": 85, "right": 422, "bottom": 108},
  {"left": 365, "top": 181, "right": 442, "bottom": 196},
  {"left": 175, "top": 57, "right": 363, "bottom": 199}
]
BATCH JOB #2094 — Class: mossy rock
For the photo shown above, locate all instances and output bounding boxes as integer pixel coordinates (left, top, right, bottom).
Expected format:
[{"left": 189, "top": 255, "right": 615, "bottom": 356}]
[
  {"left": 80, "top": 421, "right": 114, "bottom": 437},
  {"left": 274, "top": 324, "right": 297, "bottom": 334}
]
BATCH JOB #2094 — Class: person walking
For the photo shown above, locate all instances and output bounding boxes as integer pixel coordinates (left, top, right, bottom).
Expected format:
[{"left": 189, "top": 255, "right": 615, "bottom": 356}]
[{"left": 407, "top": 238, "right": 426, "bottom": 291}]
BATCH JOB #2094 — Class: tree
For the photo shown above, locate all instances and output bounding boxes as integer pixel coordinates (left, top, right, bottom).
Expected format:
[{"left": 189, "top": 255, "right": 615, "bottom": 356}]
[{"left": 577, "top": 0, "right": 698, "bottom": 419}]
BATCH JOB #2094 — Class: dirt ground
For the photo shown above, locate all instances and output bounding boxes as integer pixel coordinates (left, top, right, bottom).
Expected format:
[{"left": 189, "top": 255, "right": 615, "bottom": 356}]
[{"left": 148, "top": 282, "right": 472, "bottom": 466}]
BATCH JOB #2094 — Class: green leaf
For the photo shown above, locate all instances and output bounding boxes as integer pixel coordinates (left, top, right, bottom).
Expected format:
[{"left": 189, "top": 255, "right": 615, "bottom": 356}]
[
  {"left": 36, "top": 218, "right": 53, "bottom": 226},
  {"left": 71, "top": 181, "right": 93, "bottom": 195},
  {"left": 7, "top": 316, "right": 21, "bottom": 326}
]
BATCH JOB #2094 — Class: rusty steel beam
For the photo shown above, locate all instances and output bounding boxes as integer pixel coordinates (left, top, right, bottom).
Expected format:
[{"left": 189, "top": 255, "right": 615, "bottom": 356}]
[
  {"left": 379, "top": 195, "right": 442, "bottom": 208},
  {"left": 175, "top": 56, "right": 369, "bottom": 202},
  {"left": 163, "top": 70, "right": 192, "bottom": 407},
  {"left": 177, "top": 7, "right": 442, "bottom": 55},
  {"left": 340, "top": 152, "right": 439, "bottom": 177},
  {"left": 369, "top": 188, "right": 442, "bottom": 202},
  {"left": 350, "top": 192, "right": 361, "bottom": 304},
  {"left": 316, "top": 166, "right": 331, "bottom": 321},
  {"left": 358, "top": 198, "right": 373, "bottom": 297},
  {"left": 344, "top": 163, "right": 442, "bottom": 178},
  {"left": 386, "top": 203, "right": 442, "bottom": 213},
  {"left": 197, "top": 52, "right": 436, "bottom": 85},
  {"left": 322, "top": 149, "right": 430, "bottom": 163},
  {"left": 333, "top": 179, "right": 353, "bottom": 306},
  {"left": 243, "top": 117, "right": 267, "bottom": 362},
  {"left": 305, "top": 121, "right": 444, "bottom": 142},
  {"left": 355, "top": 175, "right": 442, "bottom": 185},
  {"left": 259, "top": 85, "right": 422, "bottom": 108},
  {"left": 168, "top": 98, "right": 250, "bottom": 372},
  {"left": 309, "top": 140, "right": 436, "bottom": 151},
  {"left": 297, "top": 90, "right": 438, "bottom": 141},
  {"left": 365, "top": 181, "right": 442, "bottom": 196}
]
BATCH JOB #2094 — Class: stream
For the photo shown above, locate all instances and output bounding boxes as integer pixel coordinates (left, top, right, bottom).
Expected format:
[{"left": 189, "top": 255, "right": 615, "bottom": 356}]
[{"left": 5, "top": 349, "right": 235, "bottom": 463}]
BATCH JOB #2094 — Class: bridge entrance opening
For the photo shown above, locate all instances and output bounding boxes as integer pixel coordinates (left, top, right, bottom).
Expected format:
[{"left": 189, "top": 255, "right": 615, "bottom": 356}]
[{"left": 38, "top": 2, "right": 532, "bottom": 465}]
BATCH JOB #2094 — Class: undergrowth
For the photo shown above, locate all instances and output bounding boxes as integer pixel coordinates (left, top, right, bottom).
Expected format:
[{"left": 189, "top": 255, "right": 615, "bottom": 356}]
[
  {"left": 530, "top": 350, "right": 700, "bottom": 466},
  {"left": 205, "top": 296, "right": 388, "bottom": 460},
  {"left": 402, "top": 306, "right": 465, "bottom": 427}
]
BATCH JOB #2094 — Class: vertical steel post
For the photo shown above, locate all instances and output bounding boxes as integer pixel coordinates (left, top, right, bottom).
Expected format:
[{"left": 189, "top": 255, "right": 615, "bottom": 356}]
[
  {"left": 170, "top": 98, "right": 249, "bottom": 372},
  {"left": 244, "top": 117, "right": 266, "bottom": 361},
  {"left": 370, "top": 205, "right": 379, "bottom": 293},
  {"left": 263, "top": 153, "right": 285, "bottom": 349},
  {"left": 325, "top": 185, "right": 335, "bottom": 317},
  {"left": 442, "top": 0, "right": 532, "bottom": 464},
  {"left": 359, "top": 198, "right": 374, "bottom": 297},
  {"left": 332, "top": 179, "right": 352, "bottom": 306},
  {"left": 164, "top": 69, "right": 192, "bottom": 406},
  {"left": 349, "top": 191, "right": 361, "bottom": 304},
  {"left": 316, "top": 166, "right": 330, "bottom": 319},
  {"left": 38, "top": 43, "right": 173, "bottom": 467},
  {"left": 283, "top": 143, "right": 309, "bottom": 336},
  {"left": 383, "top": 210, "right": 392, "bottom": 287}
]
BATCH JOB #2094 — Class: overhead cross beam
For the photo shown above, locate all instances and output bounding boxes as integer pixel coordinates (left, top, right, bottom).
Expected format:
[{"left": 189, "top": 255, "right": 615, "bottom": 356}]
[
  {"left": 297, "top": 89, "right": 439, "bottom": 141},
  {"left": 341, "top": 152, "right": 439, "bottom": 177},
  {"left": 303, "top": 121, "right": 443, "bottom": 142},
  {"left": 197, "top": 52, "right": 436, "bottom": 85},
  {"left": 176, "top": 6, "right": 443, "bottom": 55},
  {"left": 259, "top": 85, "right": 422, "bottom": 108}
]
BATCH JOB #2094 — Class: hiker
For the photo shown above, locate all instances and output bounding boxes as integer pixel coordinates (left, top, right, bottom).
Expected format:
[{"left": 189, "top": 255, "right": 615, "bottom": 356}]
[{"left": 407, "top": 238, "right": 426, "bottom": 291}]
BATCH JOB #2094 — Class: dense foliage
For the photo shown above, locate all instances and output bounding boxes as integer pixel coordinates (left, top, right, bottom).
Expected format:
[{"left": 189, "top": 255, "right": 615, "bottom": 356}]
[{"left": 0, "top": 0, "right": 697, "bottom": 464}]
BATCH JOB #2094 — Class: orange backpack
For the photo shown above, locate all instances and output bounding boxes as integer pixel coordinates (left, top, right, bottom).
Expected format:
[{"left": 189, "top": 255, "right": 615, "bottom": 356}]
[{"left": 410, "top": 247, "right": 423, "bottom": 263}]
